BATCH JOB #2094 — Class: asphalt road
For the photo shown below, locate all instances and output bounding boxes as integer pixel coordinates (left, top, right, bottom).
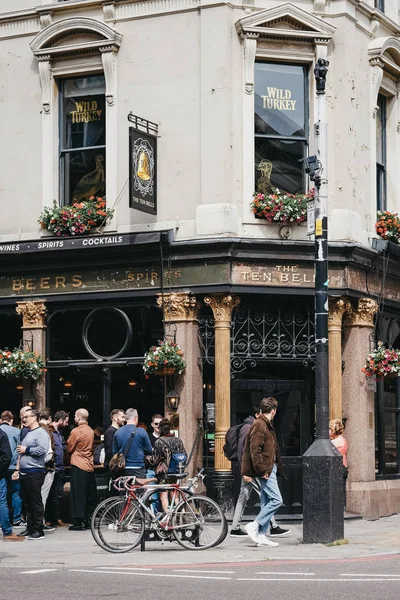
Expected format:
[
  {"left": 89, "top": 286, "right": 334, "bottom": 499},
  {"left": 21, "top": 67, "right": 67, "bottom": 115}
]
[{"left": 2, "top": 555, "right": 400, "bottom": 600}]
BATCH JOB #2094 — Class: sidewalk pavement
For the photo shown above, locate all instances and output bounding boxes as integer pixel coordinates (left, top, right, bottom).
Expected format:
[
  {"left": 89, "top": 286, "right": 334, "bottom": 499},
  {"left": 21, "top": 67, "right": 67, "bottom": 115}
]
[{"left": 1, "top": 514, "right": 400, "bottom": 568}]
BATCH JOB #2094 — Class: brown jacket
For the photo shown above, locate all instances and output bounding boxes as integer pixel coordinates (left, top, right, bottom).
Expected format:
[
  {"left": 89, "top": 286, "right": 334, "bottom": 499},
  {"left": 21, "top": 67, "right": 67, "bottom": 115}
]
[
  {"left": 241, "top": 414, "right": 280, "bottom": 478},
  {"left": 66, "top": 423, "right": 94, "bottom": 472}
]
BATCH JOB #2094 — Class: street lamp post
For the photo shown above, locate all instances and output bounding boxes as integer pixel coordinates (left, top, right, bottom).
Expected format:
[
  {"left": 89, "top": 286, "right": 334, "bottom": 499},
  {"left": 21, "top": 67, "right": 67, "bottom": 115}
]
[{"left": 302, "top": 58, "right": 344, "bottom": 544}]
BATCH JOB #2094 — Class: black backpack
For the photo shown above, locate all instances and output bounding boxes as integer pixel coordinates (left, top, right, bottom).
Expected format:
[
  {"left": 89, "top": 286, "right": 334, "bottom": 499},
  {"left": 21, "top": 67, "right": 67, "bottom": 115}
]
[{"left": 223, "top": 423, "right": 243, "bottom": 461}]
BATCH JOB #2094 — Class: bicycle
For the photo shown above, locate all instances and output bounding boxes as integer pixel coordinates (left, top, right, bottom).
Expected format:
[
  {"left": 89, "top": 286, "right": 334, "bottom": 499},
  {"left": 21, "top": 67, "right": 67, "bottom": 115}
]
[{"left": 91, "top": 469, "right": 227, "bottom": 553}]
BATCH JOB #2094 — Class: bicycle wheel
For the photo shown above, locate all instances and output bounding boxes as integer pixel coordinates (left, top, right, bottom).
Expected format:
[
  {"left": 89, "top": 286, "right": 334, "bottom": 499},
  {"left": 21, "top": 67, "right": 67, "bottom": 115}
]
[
  {"left": 171, "top": 495, "right": 227, "bottom": 550},
  {"left": 96, "top": 498, "right": 145, "bottom": 553},
  {"left": 91, "top": 497, "right": 118, "bottom": 546}
]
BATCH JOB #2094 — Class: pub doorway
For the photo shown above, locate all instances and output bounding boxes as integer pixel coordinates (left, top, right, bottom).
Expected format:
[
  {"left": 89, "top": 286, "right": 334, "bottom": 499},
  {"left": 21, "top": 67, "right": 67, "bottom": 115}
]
[{"left": 232, "top": 376, "right": 313, "bottom": 515}]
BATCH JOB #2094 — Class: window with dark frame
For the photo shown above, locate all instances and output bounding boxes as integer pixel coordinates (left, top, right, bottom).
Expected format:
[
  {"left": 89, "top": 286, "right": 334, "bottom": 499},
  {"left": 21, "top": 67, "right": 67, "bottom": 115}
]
[
  {"left": 254, "top": 62, "right": 308, "bottom": 195},
  {"left": 376, "top": 93, "right": 387, "bottom": 211},
  {"left": 374, "top": 0, "right": 385, "bottom": 12},
  {"left": 59, "top": 75, "right": 106, "bottom": 206},
  {"left": 376, "top": 377, "right": 400, "bottom": 477}
]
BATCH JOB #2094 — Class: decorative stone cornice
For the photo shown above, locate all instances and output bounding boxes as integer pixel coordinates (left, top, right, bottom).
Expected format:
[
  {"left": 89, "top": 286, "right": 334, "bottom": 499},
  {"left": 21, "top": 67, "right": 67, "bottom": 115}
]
[
  {"left": 328, "top": 297, "right": 349, "bottom": 328},
  {"left": 313, "top": 0, "right": 326, "bottom": 11},
  {"left": 343, "top": 298, "right": 378, "bottom": 328},
  {"left": 204, "top": 295, "right": 241, "bottom": 324},
  {"left": 242, "top": 33, "right": 258, "bottom": 95},
  {"left": 16, "top": 301, "right": 47, "bottom": 329},
  {"left": 236, "top": 3, "right": 336, "bottom": 44},
  {"left": 157, "top": 293, "right": 200, "bottom": 322}
]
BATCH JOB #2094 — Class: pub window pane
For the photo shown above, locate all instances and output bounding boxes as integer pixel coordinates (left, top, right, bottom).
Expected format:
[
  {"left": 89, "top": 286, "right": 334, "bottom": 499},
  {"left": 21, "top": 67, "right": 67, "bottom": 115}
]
[
  {"left": 384, "top": 412, "right": 398, "bottom": 474},
  {"left": 376, "top": 94, "right": 386, "bottom": 211},
  {"left": 60, "top": 76, "right": 106, "bottom": 205},
  {"left": 255, "top": 63, "right": 306, "bottom": 138},
  {"left": 63, "top": 150, "right": 106, "bottom": 207},
  {"left": 255, "top": 138, "right": 305, "bottom": 194}
]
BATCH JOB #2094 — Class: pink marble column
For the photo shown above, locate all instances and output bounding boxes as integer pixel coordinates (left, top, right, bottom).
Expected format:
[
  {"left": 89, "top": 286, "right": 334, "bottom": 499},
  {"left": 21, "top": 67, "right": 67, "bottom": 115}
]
[
  {"left": 15, "top": 300, "right": 47, "bottom": 410},
  {"left": 342, "top": 298, "right": 379, "bottom": 517},
  {"left": 157, "top": 293, "right": 203, "bottom": 477}
]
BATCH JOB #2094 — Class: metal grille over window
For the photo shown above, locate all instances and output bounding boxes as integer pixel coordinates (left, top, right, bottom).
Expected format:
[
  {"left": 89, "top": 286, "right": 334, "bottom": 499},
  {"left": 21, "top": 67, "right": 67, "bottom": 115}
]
[{"left": 198, "top": 303, "right": 315, "bottom": 374}]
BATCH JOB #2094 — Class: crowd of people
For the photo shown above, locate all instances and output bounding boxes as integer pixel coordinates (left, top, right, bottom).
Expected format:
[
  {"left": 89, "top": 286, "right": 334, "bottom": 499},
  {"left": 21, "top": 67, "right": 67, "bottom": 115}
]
[{"left": 0, "top": 406, "right": 184, "bottom": 541}]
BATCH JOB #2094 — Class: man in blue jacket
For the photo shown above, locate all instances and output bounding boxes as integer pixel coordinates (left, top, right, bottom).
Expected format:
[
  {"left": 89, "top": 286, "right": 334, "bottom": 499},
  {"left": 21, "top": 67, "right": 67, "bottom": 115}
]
[{"left": 113, "top": 408, "right": 152, "bottom": 478}]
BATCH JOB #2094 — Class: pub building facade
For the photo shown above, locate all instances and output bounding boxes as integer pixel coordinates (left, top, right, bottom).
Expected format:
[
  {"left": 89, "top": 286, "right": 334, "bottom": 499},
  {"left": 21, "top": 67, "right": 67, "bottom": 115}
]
[{"left": 1, "top": 0, "right": 400, "bottom": 519}]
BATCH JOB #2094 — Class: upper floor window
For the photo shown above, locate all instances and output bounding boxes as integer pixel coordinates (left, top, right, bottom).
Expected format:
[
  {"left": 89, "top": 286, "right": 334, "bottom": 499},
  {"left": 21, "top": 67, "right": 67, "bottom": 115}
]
[
  {"left": 376, "top": 93, "right": 387, "bottom": 211},
  {"left": 254, "top": 62, "right": 308, "bottom": 195},
  {"left": 374, "top": 0, "right": 385, "bottom": 12},
  {"left": 59, "top": 75, "right": 106, "bottom": 205}
]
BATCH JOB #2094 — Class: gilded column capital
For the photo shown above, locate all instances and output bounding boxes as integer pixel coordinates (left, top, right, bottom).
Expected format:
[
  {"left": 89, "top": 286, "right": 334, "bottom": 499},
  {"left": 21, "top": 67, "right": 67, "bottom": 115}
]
[
  {"left": 156, "top": 292, "right": 200, "bottom": 322},
  {"left": 328, "top": 297, "right": 348, "bottom": 328},
  {"left": 204, "top": 294, "right": 241, "bottom": 324},
  {"left": 343, "top": 297, "right": 378, "bottom": 328},
  {"left": 16, "top": 300, "right": 47, "bottom": 329}
]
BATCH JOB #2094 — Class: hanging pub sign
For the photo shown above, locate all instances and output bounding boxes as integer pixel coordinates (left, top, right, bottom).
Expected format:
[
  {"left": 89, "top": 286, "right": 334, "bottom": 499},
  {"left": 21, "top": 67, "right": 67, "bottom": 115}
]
[{"left": 128, "top": 113, "right": 158, "bottom": 215}]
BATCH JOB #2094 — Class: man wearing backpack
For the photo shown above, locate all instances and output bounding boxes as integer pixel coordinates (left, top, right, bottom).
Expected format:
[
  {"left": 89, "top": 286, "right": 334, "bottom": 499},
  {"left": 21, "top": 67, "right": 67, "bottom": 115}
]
[{"left": 230, "top": 406, "right": 290, "bottom": 538}]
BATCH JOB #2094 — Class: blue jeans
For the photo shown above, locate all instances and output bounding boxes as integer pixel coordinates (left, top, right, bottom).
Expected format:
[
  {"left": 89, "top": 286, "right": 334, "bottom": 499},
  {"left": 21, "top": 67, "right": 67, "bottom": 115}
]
[
  {"left": 6, "top": 471, "right": 22, "bottom": 523},
  {"left": 255, "top": 465, "right": 282, "bottom": 534},
  {"left": 0, "top": 477, "right": 12, "bottom": 536}
]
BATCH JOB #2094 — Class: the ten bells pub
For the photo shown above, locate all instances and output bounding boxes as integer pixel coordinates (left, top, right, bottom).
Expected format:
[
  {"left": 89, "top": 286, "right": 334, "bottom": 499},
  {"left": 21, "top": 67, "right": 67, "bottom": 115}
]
[{"left": 0, "top": 232, "right": 399, "bottom": 519}]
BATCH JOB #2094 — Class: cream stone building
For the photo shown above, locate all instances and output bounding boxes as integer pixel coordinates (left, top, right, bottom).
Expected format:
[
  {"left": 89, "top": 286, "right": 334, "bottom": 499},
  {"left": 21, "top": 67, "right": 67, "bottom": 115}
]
[{"left": 1, "top": 0, "right": 400, "bottom": 519}]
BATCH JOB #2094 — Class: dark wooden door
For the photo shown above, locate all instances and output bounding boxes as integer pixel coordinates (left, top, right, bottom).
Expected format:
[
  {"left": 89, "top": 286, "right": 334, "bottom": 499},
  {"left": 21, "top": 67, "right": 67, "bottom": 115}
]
[{"left": 231, "top": 379, "right": 312, "bottom": 515}]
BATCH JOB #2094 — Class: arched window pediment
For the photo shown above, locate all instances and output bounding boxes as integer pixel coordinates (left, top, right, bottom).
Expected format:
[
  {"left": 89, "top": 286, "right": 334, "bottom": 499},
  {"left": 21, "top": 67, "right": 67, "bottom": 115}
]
[
  {"left": 369, "top": 37, "right": 400, "bottom": 78},
  {"left": 30, "top": 17, "right": 122, "bottom": 60}
]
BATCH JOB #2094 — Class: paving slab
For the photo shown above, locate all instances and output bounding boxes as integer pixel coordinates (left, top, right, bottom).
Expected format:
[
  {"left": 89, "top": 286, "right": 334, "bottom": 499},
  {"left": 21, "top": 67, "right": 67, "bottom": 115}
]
[{"left": 1, "top": 513, "right": 400, "bottom": 568}]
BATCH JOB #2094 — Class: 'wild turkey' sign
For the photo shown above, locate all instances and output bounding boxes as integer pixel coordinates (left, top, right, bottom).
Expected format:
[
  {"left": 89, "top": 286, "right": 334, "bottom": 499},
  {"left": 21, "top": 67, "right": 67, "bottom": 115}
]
[
  {"left": 70, "top": 100, "right": 103, "bottom": 124},
  {"left": 128, "top": 113, "right": 158, "bottom": 215}
]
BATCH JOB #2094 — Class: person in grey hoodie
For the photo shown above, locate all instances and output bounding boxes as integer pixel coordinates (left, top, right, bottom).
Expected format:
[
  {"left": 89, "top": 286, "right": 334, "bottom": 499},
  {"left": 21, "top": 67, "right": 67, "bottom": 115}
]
[{"left": 16, "top": 409, "right": 50, "bottom": 540}]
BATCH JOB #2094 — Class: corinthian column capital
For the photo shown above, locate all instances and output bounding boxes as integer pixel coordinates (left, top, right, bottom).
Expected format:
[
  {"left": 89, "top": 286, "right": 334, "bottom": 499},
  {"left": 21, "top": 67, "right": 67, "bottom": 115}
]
[
  {"left": 343, "top": 298, "right": 378, "bottom": 328},
  {"left": 156, "top": 292, "right": 200, "bottom": 322},
  {"left": 16, "top": 300, "right": 47, "bottom": 329},
  {"left": 328, "top": 297, "right": 348, "bottom": 328},
  {"left": 204, "top": 295, "right": 241, "bottom": 324}
]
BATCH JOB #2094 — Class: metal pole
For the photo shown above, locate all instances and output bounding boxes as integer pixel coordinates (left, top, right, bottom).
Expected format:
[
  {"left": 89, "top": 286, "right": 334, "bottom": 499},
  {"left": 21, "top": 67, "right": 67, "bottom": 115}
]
[
  {"left": 314, "top": 64, "right": 329, "bottom": 440},
  {"left": 302, "top": 58, "right": 344, "bottom": 544}
]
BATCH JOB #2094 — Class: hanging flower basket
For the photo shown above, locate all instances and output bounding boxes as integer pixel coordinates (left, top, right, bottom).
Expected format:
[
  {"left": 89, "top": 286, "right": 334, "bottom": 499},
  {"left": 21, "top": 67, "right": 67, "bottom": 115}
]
[
  {"left": 361, "top": 342, "right": 400, "bottom": 379},
  {"left": 375, "top": 210, "right": 400, "bottom": 244},
  {"left": 143, "top": 339, "right": 186, "bottom": 378},
  {"left": 154, "top": 366, "right": 177, "bottom": 376},
  {"left": 38, "top": 196, "right": 114, "bottom": 237},
  {"left": 0, "top": 349, "right": 46, "bottom": 380},
  {"left": 250, "top": 188, "right": 314, "bottom": 223}
]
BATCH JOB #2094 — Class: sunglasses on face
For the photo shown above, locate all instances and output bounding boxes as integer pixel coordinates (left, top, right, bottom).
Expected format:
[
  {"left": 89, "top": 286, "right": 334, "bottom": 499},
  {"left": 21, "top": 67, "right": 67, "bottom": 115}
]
[{"left": 153, "top": 421, "right": 161, "bottom": 426}]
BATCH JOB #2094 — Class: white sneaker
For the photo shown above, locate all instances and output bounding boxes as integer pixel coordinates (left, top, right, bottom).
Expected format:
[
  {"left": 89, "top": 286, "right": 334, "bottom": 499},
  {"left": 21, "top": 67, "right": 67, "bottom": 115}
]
[
  {"left": 256, "top": 535, "right": 279, "bottom": 548},
  {"left": 244, "top": 521, "right": 259, "bottom": 544}
]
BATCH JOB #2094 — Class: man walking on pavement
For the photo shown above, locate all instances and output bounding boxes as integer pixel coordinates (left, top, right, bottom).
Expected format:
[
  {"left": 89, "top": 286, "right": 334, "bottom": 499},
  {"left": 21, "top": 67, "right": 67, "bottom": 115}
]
[
  {"left": 242, "top": 397, "right": 283, "bottom": 547},
  {"left": 0, "top": 427, "right": 24, "bottom": 542},
  {"left": 17, "top": 409, "right": 50, "bottom": 540},
  {"left": 230, "top": 405, "right": 290, "bottom": 538},
  {"left": 0, "top": 411, "right": 24, "bottom": 528},
  {"left": 67, "top": 409, "right": 97, "bottom": 531}
]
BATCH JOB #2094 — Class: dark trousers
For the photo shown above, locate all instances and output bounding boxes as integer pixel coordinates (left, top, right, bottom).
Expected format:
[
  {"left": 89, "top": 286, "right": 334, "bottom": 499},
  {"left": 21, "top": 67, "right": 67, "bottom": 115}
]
[
  {"left": 20, "top": 471, "right": 45, "bottom": 535},
  {"left": 70, "top": 466, "right": 97, "bottom": 525},
  {"left": 232, "top": 461, "right": 241, "bottom": 504},
  {"left": 45, "top": 470, "right": 66, "bottom": 525}
]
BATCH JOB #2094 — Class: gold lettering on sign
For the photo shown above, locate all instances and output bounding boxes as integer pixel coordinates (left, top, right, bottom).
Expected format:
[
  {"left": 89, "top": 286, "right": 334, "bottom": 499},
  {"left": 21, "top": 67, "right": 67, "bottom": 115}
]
[
  {"left": 261, "top": 87, "right": 297, "bottom": 111},
  {"left": 70, "top": 101, "right": 103, "bottom": 124},
  {"left": 237, "top": 265, "right": 317, "bottom": 286}
]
